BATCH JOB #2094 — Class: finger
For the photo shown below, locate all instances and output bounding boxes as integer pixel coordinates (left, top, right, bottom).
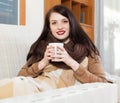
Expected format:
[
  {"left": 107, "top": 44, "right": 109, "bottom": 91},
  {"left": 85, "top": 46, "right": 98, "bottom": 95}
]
[
  {"left": 57, "top": 46, "right": 64, "bottom": 51},
  {"left": 46, "top": 48, "right": 54, "bottom": 55},
  {"left": 47, "top": 45, "right": 54, "bottom": 51},
  {"left": 54, "top": 54, "right": 65, "bottom": 59}
]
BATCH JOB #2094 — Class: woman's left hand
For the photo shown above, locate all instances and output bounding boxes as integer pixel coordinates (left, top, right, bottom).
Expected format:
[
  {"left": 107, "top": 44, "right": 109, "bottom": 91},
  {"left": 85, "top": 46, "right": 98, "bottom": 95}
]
[{"left": 53, "top": 46, "right": 79, "bottom": 70}]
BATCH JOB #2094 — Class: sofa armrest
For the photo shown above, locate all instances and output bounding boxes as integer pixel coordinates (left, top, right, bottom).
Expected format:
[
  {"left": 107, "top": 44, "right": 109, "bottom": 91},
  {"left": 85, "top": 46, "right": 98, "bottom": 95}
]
[{"left": 0, "top": 83, "right": 117, "bottom": 103}]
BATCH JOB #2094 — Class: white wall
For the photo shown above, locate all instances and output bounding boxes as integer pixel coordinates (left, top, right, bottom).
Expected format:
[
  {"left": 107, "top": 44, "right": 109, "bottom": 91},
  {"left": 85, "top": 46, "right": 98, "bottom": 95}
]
[
  {"left": 0, "top": 0, "right": 44, "bottom": 78},
  {"left": 0, "top": 0, "right": 44, "bottom": 45}
]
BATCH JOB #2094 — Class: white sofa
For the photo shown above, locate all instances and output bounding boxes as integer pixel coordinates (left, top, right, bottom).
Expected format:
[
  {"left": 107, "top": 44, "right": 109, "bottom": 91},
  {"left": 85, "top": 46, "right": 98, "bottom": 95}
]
[
  {"left": 0, "top": 33, "right": 118, "bottom": 103},
  {"left": 0, "top": 83, "right": 117, "bottom": 103}
]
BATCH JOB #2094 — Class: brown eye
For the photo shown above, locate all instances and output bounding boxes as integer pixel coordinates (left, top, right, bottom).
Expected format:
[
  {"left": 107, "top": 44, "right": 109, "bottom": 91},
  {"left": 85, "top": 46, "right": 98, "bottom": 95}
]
[
  {"left": 51, "top": 21, "right": 57, "bottom": 25},
  {"left": 62, "top": 19, "right": 69, "bottom": 24},
  {"left": 64, "top": 20, "right": 68, "bottom": 23}
]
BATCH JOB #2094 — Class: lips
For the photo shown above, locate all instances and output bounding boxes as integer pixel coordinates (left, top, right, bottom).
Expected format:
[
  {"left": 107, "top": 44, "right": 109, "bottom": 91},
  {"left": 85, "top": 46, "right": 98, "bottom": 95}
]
[{"left": 56, "top": 30, "right": 65, "bottom": 35}]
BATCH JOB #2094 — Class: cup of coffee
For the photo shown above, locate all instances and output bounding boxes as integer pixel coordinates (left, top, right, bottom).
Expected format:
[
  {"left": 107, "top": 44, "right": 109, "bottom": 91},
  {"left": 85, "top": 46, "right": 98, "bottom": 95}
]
[{"left": 49, "top": 43, "right": 64, "bottom": 61}]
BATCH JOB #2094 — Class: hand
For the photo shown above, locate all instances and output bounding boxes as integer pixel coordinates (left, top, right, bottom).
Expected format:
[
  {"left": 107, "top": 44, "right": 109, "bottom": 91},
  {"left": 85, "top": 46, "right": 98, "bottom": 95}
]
[
  {"left": 52, "top": 46, "right": 79, "bottom": 70},
  {"left": 38, "top": 45, "right": 54, "bottom": 70},
  {"left": 43, "top": 45, "right": 54, "bottom": 65}
]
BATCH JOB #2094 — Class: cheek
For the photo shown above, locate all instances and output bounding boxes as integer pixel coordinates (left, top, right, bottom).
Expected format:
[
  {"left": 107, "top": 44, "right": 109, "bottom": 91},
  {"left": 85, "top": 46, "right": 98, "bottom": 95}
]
[
  {"left": 50, "top": 28, "right": 57, "bottom": 37},
  {"left": 66, "top": 24, "right": 70, "bottom": 31},
  {"left": 66, "top": 26, "right": 70, "bottom": 34},
  {"left": 50, "top": 26, "right": 56, "bottom": 33}
]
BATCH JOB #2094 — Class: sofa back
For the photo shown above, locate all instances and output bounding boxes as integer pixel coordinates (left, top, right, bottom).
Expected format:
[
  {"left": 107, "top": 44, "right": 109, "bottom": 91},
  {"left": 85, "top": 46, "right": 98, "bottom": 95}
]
[{"left": 0, "top": 33, "right": 30, "bottom": 79}]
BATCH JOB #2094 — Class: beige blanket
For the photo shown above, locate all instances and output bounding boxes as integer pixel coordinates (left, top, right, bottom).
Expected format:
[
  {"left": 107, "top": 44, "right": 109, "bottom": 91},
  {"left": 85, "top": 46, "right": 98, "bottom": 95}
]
[{"left": 0, "top": 69, "right": 76, "bottom": 99}]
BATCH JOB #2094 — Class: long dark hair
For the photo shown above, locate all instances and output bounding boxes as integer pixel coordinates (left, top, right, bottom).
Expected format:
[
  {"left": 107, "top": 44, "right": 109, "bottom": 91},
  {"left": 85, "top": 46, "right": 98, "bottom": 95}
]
[{"left": 26, "top": 5, "right": 99, "bottom": 68}]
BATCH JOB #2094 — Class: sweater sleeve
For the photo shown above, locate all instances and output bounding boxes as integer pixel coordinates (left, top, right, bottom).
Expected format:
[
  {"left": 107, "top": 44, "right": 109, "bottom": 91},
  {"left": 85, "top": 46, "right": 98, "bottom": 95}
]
[
  {"left": 17, "top": 62, "right": 42, "bottom": 77},
  {"left": 74, "top": 56, "right": 107, "bottom": 83}
]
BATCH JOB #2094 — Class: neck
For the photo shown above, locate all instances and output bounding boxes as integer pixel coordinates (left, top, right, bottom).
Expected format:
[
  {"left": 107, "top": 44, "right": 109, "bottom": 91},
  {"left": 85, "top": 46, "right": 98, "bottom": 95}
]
[
  {"left": 59, "top": 37, "right": 70, "bottom": 44},
  {"left": 64, "top": 38, "right": 70, "bottom": 44}
]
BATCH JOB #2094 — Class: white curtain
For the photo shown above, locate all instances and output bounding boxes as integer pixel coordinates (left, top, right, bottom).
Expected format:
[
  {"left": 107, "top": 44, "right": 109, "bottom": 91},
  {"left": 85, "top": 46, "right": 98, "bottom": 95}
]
[{"left": 95, "top": 0, "right": 120, "bottom": 76}]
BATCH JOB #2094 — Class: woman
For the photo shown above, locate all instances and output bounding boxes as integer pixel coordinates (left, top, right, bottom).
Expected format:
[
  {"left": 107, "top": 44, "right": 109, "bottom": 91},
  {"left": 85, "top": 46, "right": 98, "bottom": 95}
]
[
  {"left": 18, "top": 4, "right": 107, "bottom": 87},
  {"left": 0, "top": 5, "right": 107, "bottom": 99}
]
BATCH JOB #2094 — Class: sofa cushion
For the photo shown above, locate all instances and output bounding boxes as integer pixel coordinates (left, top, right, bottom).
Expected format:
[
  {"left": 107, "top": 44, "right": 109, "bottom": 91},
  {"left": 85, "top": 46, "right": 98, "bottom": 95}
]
[{"left": 0, "top": 34, "right": 29, "bottom": 79}]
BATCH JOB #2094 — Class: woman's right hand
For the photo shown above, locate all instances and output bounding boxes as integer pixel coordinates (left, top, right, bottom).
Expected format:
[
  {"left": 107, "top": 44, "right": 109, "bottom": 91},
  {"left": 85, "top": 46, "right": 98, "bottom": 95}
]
[
  {"left": 38, "top": 45, "right": 54, "bottom": 70},
  {"left": 44, "top": 45, "right": 54, "bottom": 65}
]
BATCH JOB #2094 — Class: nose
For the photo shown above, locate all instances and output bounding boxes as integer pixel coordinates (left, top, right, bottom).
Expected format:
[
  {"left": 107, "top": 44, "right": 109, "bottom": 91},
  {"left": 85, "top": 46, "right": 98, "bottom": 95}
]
[{"left": 57, "top": 22, "right": 63, "bottom": 29}]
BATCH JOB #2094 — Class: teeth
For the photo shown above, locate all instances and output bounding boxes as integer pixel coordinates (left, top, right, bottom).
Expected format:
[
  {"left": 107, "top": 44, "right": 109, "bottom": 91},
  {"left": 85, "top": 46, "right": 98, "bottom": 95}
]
[
  {"left": 59, "top": 32, "right": 63, "bottom": 34},
  {"left": 57, "top": 31, "right": 65, "bottom": 35}
]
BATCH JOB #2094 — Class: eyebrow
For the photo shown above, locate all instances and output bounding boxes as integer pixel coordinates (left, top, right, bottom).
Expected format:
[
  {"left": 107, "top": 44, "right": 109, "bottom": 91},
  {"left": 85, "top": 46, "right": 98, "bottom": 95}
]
[{"left": 50, "top": 18, "right": 68, "bottom": 21}]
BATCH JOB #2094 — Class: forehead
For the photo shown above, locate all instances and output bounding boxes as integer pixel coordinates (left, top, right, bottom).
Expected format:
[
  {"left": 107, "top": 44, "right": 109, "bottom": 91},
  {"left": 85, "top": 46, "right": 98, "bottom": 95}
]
[{"left": 49, "top": 12, "right": 68, "bottom": 21}]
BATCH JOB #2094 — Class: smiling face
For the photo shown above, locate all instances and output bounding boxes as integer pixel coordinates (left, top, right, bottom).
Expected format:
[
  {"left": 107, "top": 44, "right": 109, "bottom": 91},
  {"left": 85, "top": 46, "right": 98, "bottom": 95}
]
[{"left": 49, "top": 12, "right": 70, "bottom": 43}]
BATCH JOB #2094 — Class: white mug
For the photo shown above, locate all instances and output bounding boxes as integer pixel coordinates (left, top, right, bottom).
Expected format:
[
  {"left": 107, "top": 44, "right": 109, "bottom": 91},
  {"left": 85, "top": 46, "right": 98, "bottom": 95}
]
[{"left": 49, "top": 43, "right": 64, "bottom": 61}]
